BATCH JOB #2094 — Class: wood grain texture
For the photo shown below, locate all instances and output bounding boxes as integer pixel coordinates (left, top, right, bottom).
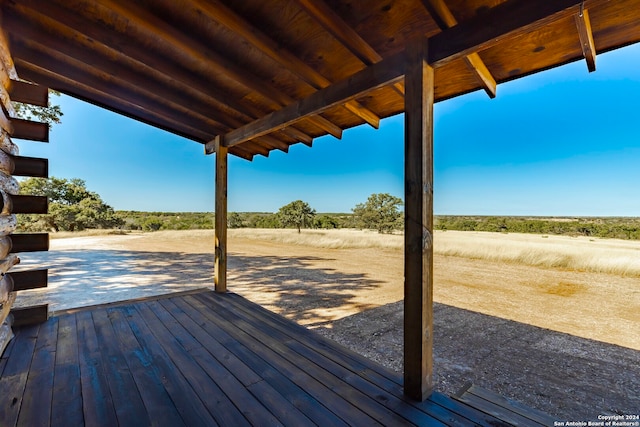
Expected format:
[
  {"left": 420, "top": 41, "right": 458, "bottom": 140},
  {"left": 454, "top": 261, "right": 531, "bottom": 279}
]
[
  {"left": 3, "top": 0, "right": 638, "bottom": 158},
  {"left": 575, "top": 8, "right": 597, "bottom": 72},
  {"left": 0, "top": 290, "right": 555, "bottom": 426},
  {"left": 404, "top": 39, "right": 434, "bottom": 401},
  {"left": 214, "top": 136, "right": 228, "bottom": 292},
  {"left": 224, "top": 50, "right": 406, "bottom": 147},
  {"left": 8, "top": 80, "right": 48, "bottom": 107}
]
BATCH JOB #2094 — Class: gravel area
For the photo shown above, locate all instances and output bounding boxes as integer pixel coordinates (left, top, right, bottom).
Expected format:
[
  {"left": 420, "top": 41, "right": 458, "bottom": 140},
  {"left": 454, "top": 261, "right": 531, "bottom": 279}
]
[{"left": 314, "top": 301, "right": 640, "bottom": 421}]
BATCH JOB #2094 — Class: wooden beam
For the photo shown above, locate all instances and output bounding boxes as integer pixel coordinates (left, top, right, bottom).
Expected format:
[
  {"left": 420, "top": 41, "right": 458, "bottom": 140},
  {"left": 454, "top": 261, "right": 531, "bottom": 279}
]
[
  {"left": 0, "top": 194, "right": 48, "bottom": 214},
  {"left": 214, "top": 136, "right": 227, "bottom": 293},
  {"left": 191, "top": 0, "right": 380, "bottom": 129},
  {"left": 575, "top": 8, "right": 597, "bottom": 72},
  {"left": 8, "top": 269, "right": 48, "bottom": 291},
  {"left": 224, "top": 50, "right": 406, "bottom": 147},
  {"left": 421, "top": 0, "right": 496, "bottom": 98},
  {"left": 10, "top": 304, "right": 48, "bottom": 326},
  {"left": 10, "top": 155, "right": 48, "bottom": 177},
  {"left": 10, "top": 118, "right": 49, "bottom": 142},
  {"left": 428, "top": 0, "right": 599, "bottom": 67},
  {"left": 403, "top": 39, "right": 434, "bottom": 402},
  {"left": 9, "top": 233, "right": 49, "bottom": 253},
  {"left": 8, "top": 80, "right": 49, "bottom": 106}
]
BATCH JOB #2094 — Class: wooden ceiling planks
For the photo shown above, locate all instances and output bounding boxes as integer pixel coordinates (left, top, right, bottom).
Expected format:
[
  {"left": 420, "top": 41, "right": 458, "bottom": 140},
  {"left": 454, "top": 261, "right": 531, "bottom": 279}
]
[{"left": 1, "top": 0, "right": 639, "bottom": 159}]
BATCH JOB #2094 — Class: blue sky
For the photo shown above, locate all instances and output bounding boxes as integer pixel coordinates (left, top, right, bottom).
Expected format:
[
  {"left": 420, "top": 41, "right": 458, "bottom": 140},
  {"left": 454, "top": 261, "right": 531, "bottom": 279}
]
[{"left": 16, "top": 43, "right": 640, "bottom": 215}]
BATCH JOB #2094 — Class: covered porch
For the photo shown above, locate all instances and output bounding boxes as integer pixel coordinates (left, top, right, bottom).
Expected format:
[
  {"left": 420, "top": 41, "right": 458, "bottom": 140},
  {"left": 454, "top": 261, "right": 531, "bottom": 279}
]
[
  {"left": 0, "top": 289, "right": 554, "bottom": 426},
  {"left": 0, "top": 0, "right": 639, "bottom": 424}
]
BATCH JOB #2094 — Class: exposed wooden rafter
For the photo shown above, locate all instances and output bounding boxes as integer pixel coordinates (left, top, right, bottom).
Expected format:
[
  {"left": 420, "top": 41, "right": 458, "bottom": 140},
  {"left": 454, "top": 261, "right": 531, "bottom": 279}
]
[
  {"left": 223, "top": 50, "right": 406, "bottom": 148},
  {"left": 16, "top": 60, "right": 219, "bottom": 148},
  {"left": 191, "top": 0, "right": 381, "bottom": 129},
  {"left": 428, "top": 0, "right": 608, "bottom": 67},
  {"left": 8, "top": 0, "right": 341, "bottom": 145},
  {"left": 421, "top": 0, "right": 496, "bottom": 98},
  {"left": 295, "top": 0, "right": 406, "bottom": 97},
  {"left": 575, "top": 8, "right": 597, "bottom": 72},
  {"left": 7, "top": 4, "right": 315, "bottom": 151}
]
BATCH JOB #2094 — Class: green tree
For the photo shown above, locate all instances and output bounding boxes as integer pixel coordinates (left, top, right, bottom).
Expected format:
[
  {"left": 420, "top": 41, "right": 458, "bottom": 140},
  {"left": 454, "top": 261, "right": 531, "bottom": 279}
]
[
  {"left": 18, "top": 177, "right": 122, "bottom": 231},
  {"left": 13, "top": 89, "right": 63, "bottom": 129},
  {"left": 141, "top": 217, "right": 163, "bottom": 231},
  {"left": 277, "top": 200, "right": 316, "bottom": 233},
  {"left": 315, "top": 214, "right": 339, "bottom": 229},
  {"left": 228, "top": 212, "right": 245, "bottom": 228},
  {"left": 352, "top": 193, "right": 403, "bottom": 233}
]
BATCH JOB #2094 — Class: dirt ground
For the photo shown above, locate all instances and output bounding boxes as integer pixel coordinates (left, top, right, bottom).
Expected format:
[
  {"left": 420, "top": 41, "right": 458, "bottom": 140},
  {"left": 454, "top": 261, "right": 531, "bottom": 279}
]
[{"left": 13, "top": 230, "right": 640, "bottom": 421}]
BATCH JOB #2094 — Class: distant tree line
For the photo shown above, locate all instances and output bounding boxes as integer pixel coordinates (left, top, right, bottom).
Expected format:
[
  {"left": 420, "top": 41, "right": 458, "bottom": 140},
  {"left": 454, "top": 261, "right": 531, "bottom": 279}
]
[
  {"left": 435, "top": 216, "right": 640, "bottom": 240},
  {"left": 16, "top": 179, "right": 640, "bottom": 240}
]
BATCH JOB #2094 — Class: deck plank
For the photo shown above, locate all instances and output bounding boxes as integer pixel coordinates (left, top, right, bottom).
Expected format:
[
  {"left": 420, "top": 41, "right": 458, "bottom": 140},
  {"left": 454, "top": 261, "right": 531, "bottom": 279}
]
[
  {"left": 51, "top": 313, "right": 84, "bottom": 426},
  {"left": 91, "top": 308, "right": 152, "bottom": 426},
  {"left": 221, "top": 292, "right": 494, "bottom": 426},
  {"left": 184, "top": 294, "right": 351, "bottom": 427},
  {"left": 76, "top": 310, "right": 118, "bottom": 427},
  {"left": 0, "top": 290, "right": 551, "bottom": 426},
  {"left": 0, "top": 323, "right": 40, "bottom": 427},
  {"left": 122, "top": 304, "right": 218, "bottom": 427},
  {"left": 456, "top": 385, "right": 555, "bottom": 426},
  {"left": 168, "top": 296, "right": 316, "bottom": 426},
  {"left": 192, "top": 292, "right": 390, "bottom": 426},
  {"left": 137, "top": 300, "right": 248, "bottom": 426},
  {"left": 158, "top": 297, "right": 287, "bottom": 426},
  {"left": 107, "top": 306, "right": 186, "bottom": 427},
  {"left": 17, "top": 317, "right": 57, "bottom": 427},
  {"left": 202, "top": 292, "right": 451, "bottom": 426}
]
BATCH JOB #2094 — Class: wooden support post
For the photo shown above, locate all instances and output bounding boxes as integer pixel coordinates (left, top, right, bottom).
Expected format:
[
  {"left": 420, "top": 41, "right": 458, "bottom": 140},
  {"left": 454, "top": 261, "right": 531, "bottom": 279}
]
[
  {"left": 214, "top": 136, "right": 228, "bottom": 293},
  {"left": 403, "top": 39, "right": 434, "bottom": 401}
]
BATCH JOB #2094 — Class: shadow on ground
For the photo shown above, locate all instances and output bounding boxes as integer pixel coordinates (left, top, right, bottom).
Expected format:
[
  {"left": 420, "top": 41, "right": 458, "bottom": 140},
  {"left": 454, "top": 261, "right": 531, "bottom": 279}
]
[
  {"left": 228, "top": 251, "right": 383, "bottom": 325},
  {"left": 13, "top": 249, "right": 215, "bottom": 312},
  {"left": 315, "top": 301, "right": 640, "bottom": 421},
  {"left": 14, "top": 249, "right": 383, "bottom": 326}
]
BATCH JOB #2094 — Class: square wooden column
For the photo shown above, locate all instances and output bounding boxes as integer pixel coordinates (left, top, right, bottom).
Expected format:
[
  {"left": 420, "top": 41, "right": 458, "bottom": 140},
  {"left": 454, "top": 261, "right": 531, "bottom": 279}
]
[
  {"left": 403, "top": 39, "right": 435, "bottom": 401},
  {"left": 214, "top": 136, "right": 228, "bottom": 293}
]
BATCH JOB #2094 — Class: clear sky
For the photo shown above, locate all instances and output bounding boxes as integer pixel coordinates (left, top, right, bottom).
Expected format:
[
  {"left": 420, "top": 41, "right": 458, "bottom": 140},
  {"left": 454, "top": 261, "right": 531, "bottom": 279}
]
[{"left": 16, "top": 43, "right": 640, "bottom": 216}]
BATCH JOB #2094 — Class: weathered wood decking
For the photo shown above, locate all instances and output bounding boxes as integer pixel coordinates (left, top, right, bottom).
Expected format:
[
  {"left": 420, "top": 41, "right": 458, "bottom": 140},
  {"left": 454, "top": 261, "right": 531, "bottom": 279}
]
[{"left": 0, "top": 290, "right": 551, "bottom": 426}]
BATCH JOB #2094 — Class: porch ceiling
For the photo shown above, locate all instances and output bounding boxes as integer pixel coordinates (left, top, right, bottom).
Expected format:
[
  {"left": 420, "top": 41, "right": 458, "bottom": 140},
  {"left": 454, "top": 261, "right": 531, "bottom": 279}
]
[{"left": 2, "top": 0, "right": 639, "bottom": 160}]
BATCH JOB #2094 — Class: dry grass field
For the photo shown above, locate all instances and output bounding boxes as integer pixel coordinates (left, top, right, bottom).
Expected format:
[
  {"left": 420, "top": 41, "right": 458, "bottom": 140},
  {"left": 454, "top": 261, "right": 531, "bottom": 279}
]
[{"left": 38, "top": 228, "right": 640, "bottom": 349}]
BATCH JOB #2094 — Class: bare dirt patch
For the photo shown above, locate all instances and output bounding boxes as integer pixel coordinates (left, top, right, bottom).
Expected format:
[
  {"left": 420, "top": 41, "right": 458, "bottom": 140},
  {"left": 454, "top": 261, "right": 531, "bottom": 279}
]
[{"left": 14, "top": 229, "right": 640, "bottom": 420}]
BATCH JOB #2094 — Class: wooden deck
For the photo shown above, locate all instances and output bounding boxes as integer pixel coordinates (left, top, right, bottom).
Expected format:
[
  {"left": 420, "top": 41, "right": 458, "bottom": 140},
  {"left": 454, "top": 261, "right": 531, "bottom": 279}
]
[{"left": 0, "top": 290, "right": 553, "bottom": 426}]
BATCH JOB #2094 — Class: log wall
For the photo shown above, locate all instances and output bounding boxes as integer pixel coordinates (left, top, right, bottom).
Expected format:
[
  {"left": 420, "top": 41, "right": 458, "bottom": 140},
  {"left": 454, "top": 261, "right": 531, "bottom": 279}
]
[{"left": 0, "top": 16, "right": 50, "bottom": 355}]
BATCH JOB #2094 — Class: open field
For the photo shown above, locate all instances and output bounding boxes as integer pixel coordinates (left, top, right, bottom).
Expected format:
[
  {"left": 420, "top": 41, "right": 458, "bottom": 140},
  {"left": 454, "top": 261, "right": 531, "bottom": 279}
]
[{"left": 12, "top": 229, "right": 640, "bottom": 418}]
